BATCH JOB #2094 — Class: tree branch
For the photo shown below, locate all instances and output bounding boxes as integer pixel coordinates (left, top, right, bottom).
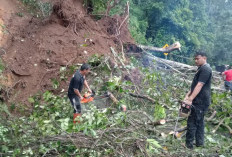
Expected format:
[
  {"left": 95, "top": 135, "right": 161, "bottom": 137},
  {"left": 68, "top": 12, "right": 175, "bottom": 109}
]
[{"left": 129, "top": 92, "right": 155, "bottom": 103}]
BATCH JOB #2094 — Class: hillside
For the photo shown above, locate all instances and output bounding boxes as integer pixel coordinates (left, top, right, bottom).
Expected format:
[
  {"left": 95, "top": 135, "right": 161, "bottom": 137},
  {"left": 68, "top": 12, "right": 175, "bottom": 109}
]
[
  {"left": 0, "top": 1, "right": 231, "bottom": 157},
  {"left": 0, "top": 0, "right": 133, "bottom": 105}
]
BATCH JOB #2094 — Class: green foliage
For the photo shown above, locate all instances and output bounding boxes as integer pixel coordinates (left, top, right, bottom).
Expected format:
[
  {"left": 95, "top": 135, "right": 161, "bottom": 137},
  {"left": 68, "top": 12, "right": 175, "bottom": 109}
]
[
  {"left": 88, "top": 54, "right": 104, "bottom": 67},
  {"left": 146, "top": 138, "right": 162, "bottom": 154},
  {"left": 107, "top": 0, "right": 230, "bottom": 65},
  {"left": 37, "top": 1, "right": 52, "bottom": 17},
  {"left": 129, "top": 1, "right": 149, "bottom": 45},
  {"left": 84, "top": 0, "right": 108, "bottom": 14},
  {"left": 104, "top": 76, "right": 124, "bottom": 92},
  {"left": 19, "top": 0, "right": 52, "bottom": 18},
  {"left": 0, "top": 125, "right": 9, "bottom": 143},
  {"left": 1, "top": 55, "right": 232, "bottom": 156},
  {"left": 51, "top": 78, "right": 60, "bottom": 89},
  {"left": 154, "top": 104, "right": 166, "bottom": 120},
  {"left": 206, "top": 0, "right": 232, "bottom": 65},
  {"left": 211, "top": 91, "right": 232, "bottom": 122}
]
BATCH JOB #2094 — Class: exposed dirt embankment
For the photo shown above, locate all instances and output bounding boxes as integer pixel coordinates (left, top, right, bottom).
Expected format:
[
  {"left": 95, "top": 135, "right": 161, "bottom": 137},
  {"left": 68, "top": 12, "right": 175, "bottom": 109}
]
[{"left": 0, "top": 0, "right": 133, "bottom": 106}]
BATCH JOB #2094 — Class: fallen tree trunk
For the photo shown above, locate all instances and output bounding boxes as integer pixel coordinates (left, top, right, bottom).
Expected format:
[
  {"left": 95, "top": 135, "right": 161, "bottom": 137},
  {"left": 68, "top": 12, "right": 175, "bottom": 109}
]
[
  {"left": 126, "top": 42, "right": 222, "bottom": 81},
  {"left": 139, "top": 42, "right": 181, "bottom": 54}
]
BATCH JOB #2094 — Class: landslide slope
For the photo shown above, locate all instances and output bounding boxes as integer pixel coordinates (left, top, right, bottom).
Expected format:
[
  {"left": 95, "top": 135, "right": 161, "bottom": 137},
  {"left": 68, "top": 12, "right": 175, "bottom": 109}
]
[{"left": 0, "top": 0, "right": 133, "bottom": 105}]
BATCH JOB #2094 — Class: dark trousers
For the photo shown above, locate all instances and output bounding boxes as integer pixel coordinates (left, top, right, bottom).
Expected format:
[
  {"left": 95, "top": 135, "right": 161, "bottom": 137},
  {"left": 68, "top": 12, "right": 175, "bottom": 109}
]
[
  {"left": 186, "top": 107, "right": 205, "bottom": 148},
  {"left": 224, "top": 81, "right": 232, "bottom": 91},
  {"left": 68, "top": 94, "right": 81, "bottom": 113}
]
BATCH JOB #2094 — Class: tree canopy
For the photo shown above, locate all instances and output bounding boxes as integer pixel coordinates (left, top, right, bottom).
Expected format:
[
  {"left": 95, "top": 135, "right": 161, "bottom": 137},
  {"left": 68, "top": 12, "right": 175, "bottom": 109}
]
[{"left": 101, "top": 0, "right": 232, "bottom": 65}]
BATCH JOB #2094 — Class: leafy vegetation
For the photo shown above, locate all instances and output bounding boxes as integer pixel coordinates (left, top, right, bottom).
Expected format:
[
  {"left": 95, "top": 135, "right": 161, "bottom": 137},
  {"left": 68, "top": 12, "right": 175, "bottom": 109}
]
[
  {"left": 19, "top": 0, "right": 52, "bottom": 18},
  {"left": 1, "top": 0, "right": 232, "bottom": 156},
  {"left": 1, "top": 55, "right": 231, "bottom": 156}
]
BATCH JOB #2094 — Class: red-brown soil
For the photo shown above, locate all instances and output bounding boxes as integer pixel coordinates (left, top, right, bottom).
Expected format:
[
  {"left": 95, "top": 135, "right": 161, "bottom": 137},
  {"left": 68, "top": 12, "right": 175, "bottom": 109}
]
[{"left": 0, "top": 0, "right": 133, "bottom": 106}]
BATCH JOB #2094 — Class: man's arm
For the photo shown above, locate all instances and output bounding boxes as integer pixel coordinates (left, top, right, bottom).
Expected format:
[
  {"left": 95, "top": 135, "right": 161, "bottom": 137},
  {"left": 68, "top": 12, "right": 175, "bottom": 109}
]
[
  {"left": 185, "top": 82, "right": 204, "bottom": 104},
  {"left": 84, "top": 80, "right": 92, "bottom": 93},
  {"left": 74, "top": 89, "right": 83, "bottom": 100},
  {"left": 184, "top": 91, "right": 191, "bottom": 101},
  {"left": 222, "top": 72, "right": 226, "bottom": 80}
]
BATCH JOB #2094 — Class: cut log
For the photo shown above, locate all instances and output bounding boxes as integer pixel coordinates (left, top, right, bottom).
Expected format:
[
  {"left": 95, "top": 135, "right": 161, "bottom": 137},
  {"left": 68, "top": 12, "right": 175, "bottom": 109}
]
[
  {"left": 152, "top": 119, "right": 166, "bottom": 126},
  {"left": 139, "top": 42, "right": 181, "bottom": 53}
]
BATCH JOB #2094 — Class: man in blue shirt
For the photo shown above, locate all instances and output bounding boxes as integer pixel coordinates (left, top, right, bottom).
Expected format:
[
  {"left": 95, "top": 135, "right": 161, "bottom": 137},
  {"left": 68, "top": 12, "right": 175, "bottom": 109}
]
[
  {"left": 68, "top": 63, "right": 92, "bottom": 124},
  {"left": 184, "top": 52, "right": 212, "bottom": 149}
]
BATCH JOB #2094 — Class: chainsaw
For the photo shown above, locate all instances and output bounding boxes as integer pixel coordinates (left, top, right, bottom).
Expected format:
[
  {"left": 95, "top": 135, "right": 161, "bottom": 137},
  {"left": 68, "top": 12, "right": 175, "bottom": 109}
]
[
  {"left": 173, "top": 101, "right": 192, "bottom": 139},
  {"left": 80, "top": 90, "right": 110, "bottom": 103},
  {"left": 81, "top": 90, "right": 127, "bottom": 111},
  {"left": 179, "top": 101, "right": 192, "bottom": 117}
]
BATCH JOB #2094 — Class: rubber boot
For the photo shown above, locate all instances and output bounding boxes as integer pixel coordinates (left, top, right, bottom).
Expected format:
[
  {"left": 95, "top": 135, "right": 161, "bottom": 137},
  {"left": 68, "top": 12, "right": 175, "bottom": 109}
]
[{"left": 73, "top": 113, "right": 81, "bottom": 124}]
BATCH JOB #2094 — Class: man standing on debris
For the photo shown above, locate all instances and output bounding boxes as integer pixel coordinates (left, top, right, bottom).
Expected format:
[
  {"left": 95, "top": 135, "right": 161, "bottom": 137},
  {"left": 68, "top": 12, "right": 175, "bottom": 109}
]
[
  {"left": 68, "top": 63, "right": 92, "bottom": 124},
  {"left": 221, "top": 66, "right": 232, "bottom": 91},
  {"left": 183, "top": 52, "right": 212, "bottom": 149}
]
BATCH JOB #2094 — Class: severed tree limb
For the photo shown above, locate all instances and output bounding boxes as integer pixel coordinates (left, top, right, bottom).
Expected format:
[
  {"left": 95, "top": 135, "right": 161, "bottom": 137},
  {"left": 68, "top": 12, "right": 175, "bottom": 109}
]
[
  {"left": 152, "top": 119, "right": 166, "bottom": 125},
  {"left": 212, "top": 116, "right": 232, "bottom": 134},
  {"left": 129, "top": 92, "right": 155, "bottom": 103},
  {"left": 221, "top": 123, "right": 232, "bottom": 134},
  {"left": 212, "top": 118, "right": 226, "bottom": 133},
  {"left": 127, "top": 110, "right": 154, "bottom": 123},
  {"left": 110, "top": 47, "right": 125, "bottom": 67},
  {"left": 108, "top": 92, "right": 119, "bottom": 104},
  {"left": 139, "top": 42, "right": 181, "bottom": 53},
  {"left": 129, "top": 92, "right": 169, "bottom": 109},
  {"left": 206, "top": 110, "right": 217, "bottom": 121},
  {"left": 149, "top": 118, "right": 186, "bottom": 126},
  {"left": 118, "top": 38, "right": 126, "bottom": 61}
]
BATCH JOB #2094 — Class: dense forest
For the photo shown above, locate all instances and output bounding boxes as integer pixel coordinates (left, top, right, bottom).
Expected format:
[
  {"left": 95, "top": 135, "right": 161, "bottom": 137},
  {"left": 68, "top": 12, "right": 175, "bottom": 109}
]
[
  {"left": 0, "top": 0, "right": 232, "bottom": 156},
  {"left": 92, "top": 0, "right": 232, "bottom": 65}
]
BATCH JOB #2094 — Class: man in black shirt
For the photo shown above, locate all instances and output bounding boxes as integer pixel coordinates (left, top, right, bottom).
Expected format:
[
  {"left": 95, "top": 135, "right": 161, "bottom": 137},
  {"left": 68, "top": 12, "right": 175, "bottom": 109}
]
[
  {"left": 184, "top": 52, "right": 212, "bottom": 149},
  {"left": 68, "top": 63, "right": 92, "bottom": 124}
]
